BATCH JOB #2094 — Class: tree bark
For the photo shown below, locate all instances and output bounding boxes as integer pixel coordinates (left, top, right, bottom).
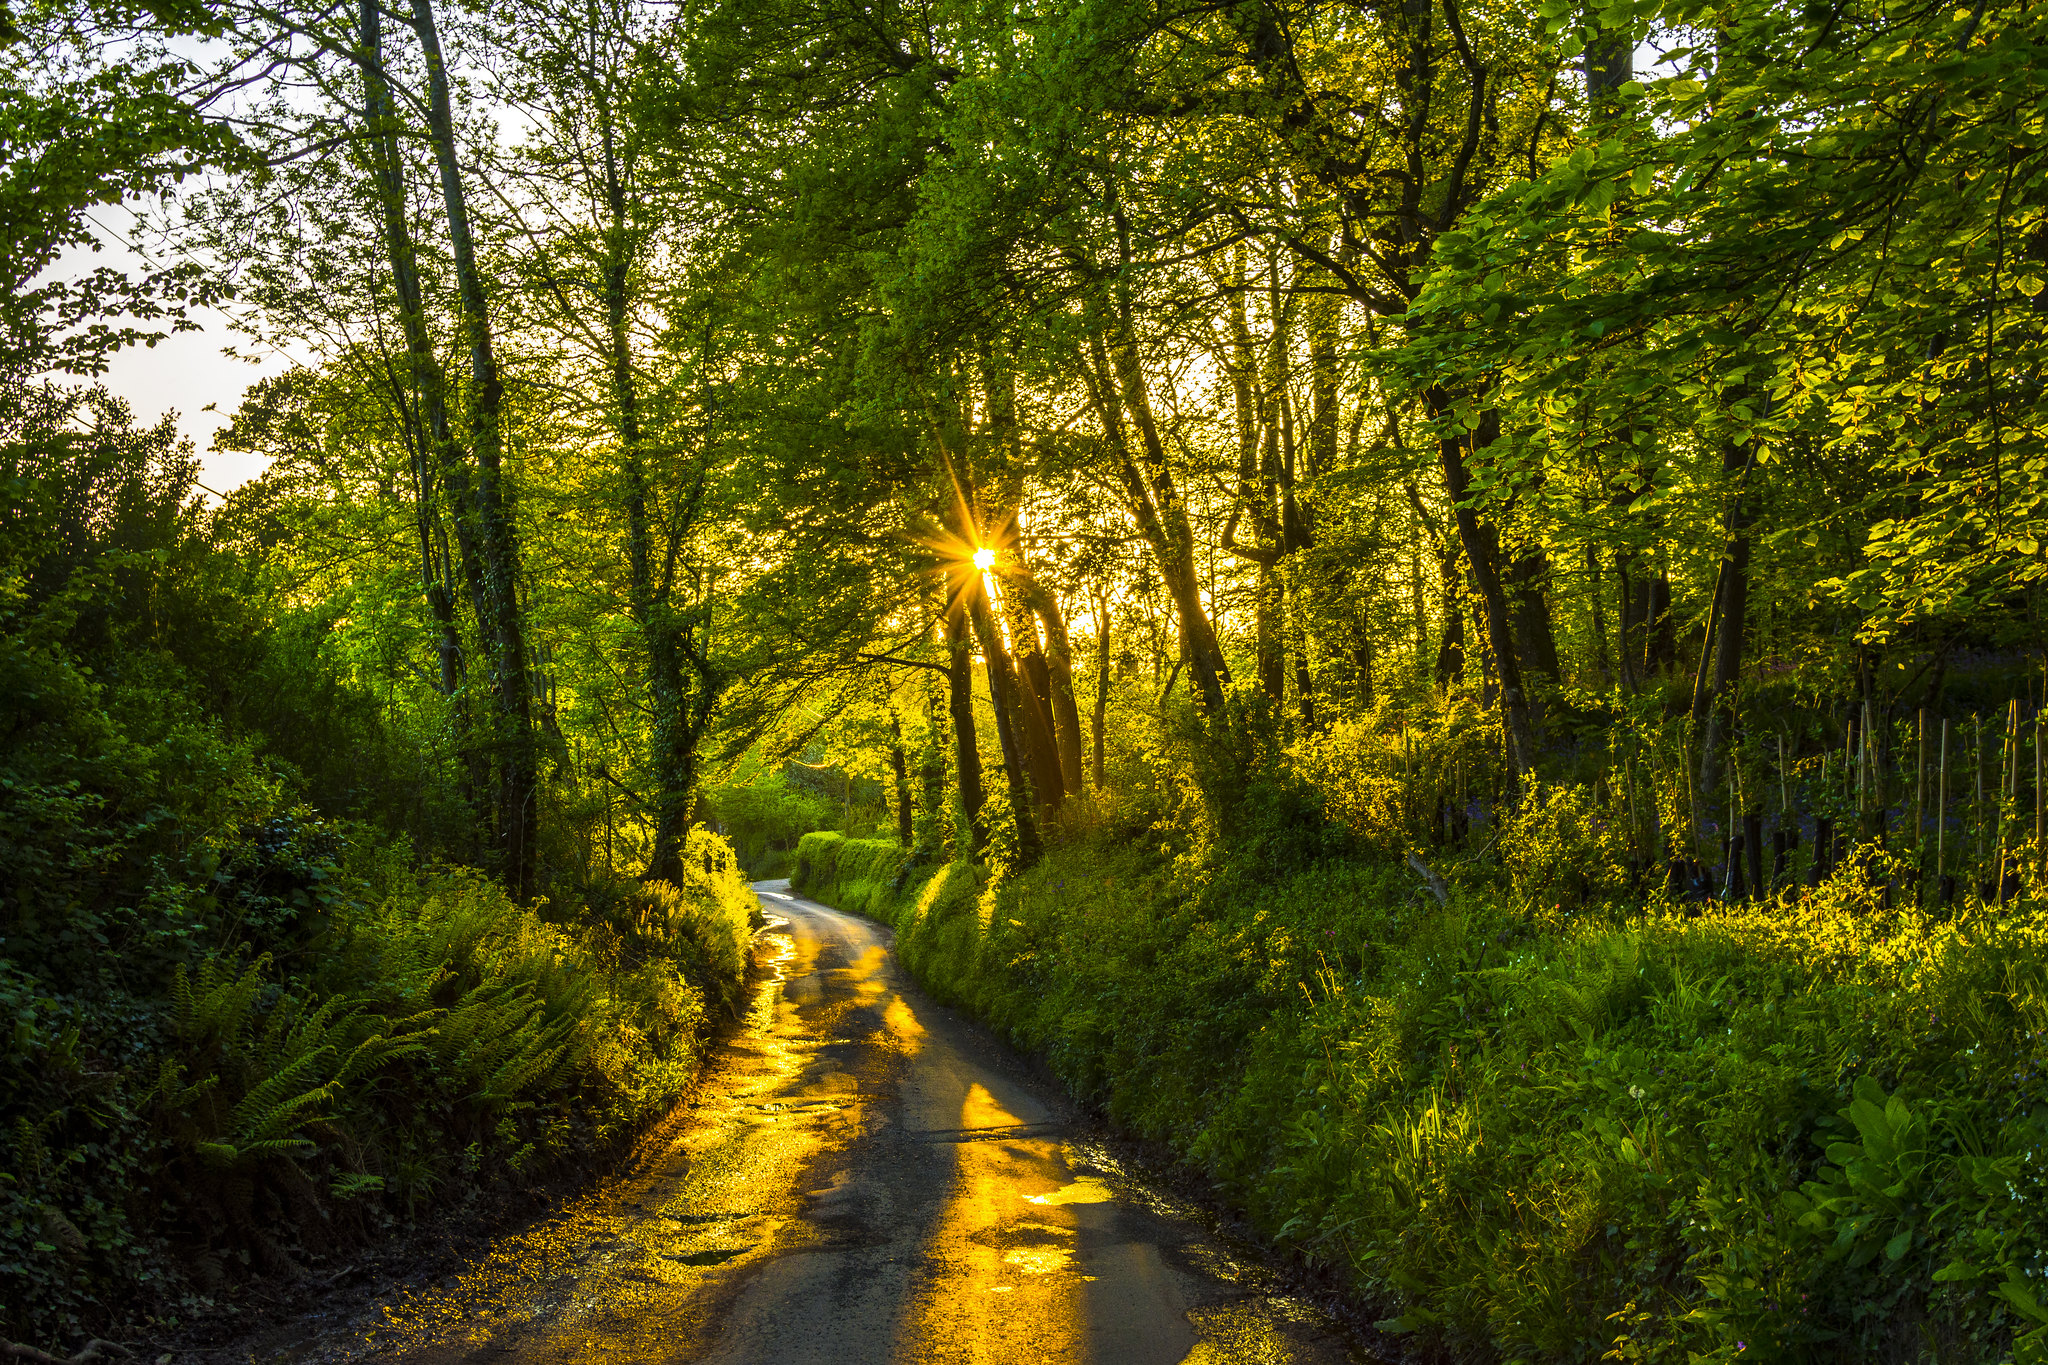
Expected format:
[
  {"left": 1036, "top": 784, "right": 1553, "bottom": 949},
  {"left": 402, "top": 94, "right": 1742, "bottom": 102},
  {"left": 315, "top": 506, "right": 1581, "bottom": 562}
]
[
  {"left": 942, "top": 602, "right": 987, "bottom": 857},
  {"left": 919, "top": 670, "right": 949, "bottom": 851},
  {"left": 888, "top": 702, "right": 914, "bottom": 847},
  {"left": 1616, "top": 547, "right": 1642, "bottom": 692},
  {"left": 1646, "top": 569, "right": 1676, "bottom": 673},
  {"left": 409, "top": 0, "right": 536, "bottom": 898},
  {"left": 1017, "top": 576, "right": 1085, "bottom": 794},
  {"left": 1432, "top": 395, "right": 1535, "bottom": 784},
  {"left": 590, "top": 86, "right": 714, "bottom": 888},
  {"left": 968, "top": 364, "right": 1070, "bottom": 815},
  {"left": 1091, "top": 588, "right": 1111, "bottom": 789},
  {"left": 1294, "top": 637, "right": 1318, "bottom": 730},
  {"left": 356, "top": 0, "right": 486, "bottom": 840},
  {"left": 1506, "top": 548, "right": 1562, "bottom": 685},
  {"left": 1434, "top": 542, "right": 1466, "bottom": 686},
  {"left": 996, "top": 575, "right": 1064, "bottom": 806},
  {"left": 966, "top": 589, "right": 1044, "bottom": 866},
  {"left": 1255, "top": 563, "right": 1286, "bottom": 702},
  {"left": 1694, "top": 434, "right": 1760, "bottom": 830},
  {"left": 1079, "top": 327, "right": 1230, "bottom": 711}
]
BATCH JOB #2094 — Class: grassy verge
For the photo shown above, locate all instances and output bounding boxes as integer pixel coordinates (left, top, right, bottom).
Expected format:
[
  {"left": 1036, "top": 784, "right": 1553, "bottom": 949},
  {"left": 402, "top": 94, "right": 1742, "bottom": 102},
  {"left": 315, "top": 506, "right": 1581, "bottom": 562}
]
[
  {"left": 794, "top": 828, "right": 2048, "bottom": 1363},
  {"left": 1, "top": 831, "right": 753, "bottom": 1347},
  {"left": 0, "top": 430, "right": 759, "bottom": 1350}
]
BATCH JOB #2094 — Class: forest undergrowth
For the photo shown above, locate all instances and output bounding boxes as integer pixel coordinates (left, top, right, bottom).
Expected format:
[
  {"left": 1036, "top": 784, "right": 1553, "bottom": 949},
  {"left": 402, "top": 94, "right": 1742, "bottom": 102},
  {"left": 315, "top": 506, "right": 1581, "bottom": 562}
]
[
  {"left": 793, "top": 708, "right": 2048, "bottom": 1365},
  {"left": 0, "top": 397, "right": 756, "bottom": 1348}
]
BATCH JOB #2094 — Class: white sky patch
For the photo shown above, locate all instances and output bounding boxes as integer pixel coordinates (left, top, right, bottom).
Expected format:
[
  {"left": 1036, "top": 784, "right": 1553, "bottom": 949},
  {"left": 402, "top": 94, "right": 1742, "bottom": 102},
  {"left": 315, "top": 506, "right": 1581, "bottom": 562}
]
[{"left": 45, "top": 206, "right": 307, "bottom": 501}]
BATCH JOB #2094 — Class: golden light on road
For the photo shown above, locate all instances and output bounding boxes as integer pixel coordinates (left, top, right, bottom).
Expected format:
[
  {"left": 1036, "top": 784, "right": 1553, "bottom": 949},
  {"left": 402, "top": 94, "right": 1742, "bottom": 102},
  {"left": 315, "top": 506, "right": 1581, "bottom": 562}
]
[{"left": 972, "top": 546, "right": 996, "bottom": 571}]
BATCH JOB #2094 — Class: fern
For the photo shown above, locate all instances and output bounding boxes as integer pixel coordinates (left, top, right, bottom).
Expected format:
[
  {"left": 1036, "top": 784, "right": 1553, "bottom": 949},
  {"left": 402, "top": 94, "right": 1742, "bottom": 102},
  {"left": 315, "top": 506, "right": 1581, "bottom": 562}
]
[{"left": 153, "top": 957, "right": 421, "bottom": 1170}]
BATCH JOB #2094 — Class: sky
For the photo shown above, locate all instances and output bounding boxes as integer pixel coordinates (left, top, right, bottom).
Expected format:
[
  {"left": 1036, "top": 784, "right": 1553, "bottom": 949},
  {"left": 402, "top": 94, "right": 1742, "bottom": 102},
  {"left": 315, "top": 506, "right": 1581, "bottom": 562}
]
[{"left": 53, "top": 212, "right": 303, "bottom": 499}]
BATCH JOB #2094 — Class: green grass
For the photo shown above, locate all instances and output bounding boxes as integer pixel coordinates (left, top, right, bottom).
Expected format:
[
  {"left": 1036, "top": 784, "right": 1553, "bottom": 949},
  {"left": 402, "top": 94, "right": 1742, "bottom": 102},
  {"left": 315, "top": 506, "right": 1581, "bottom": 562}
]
[{"left": 794, "top": 828, "right": 2048, "bottom": 1363}]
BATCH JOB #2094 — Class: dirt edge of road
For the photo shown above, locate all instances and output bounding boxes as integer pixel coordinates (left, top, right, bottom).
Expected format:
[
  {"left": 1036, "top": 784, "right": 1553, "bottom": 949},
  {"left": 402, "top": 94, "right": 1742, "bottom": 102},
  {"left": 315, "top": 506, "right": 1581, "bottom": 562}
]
[{"left": 156, "top": 919, "right": 796, "bottom": 1364}]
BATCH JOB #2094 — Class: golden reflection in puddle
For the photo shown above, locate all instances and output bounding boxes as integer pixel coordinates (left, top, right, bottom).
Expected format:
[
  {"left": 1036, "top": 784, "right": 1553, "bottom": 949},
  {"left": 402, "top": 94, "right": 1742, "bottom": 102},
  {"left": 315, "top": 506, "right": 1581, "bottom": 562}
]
[
  {"left": 960, "top": 1081, "right": 1022, "bottom": 1130},
  {"left": 884, "top": 996, "right": 925, "bottom": 1049},
  {"left": 1024, "top": 1175, "right": 1113, "bottom": 1206},
  {"left": 1001, "top": 1245, "right": 1073, "bottom": 1275},
  {"left": 746, "top": 922, "right": 798, "bottom": 1031},
  {"left": 911, "top": 1136, "right": 1093, "bottom": 1357}
]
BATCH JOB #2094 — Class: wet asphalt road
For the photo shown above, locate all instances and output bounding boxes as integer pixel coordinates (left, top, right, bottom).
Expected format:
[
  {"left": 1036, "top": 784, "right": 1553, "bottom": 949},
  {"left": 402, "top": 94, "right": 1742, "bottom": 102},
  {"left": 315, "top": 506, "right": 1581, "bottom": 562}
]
[{"left": 236, "top": 882, "right": 1367, "bottom": 1364}]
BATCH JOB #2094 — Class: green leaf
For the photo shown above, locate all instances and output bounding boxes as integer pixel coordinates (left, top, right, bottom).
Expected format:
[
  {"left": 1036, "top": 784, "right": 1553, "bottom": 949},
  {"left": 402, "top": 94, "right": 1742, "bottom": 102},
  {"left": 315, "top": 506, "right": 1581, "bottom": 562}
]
[{"left": 1997, "top": 1278, "right": 2048, "bottom": 1326}]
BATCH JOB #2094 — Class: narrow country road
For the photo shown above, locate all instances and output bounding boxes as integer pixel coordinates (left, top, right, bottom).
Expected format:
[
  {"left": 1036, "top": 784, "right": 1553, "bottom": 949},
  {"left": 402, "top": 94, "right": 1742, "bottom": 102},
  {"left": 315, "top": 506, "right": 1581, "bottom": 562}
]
[{"left": 232, "top": 883, "right": 1369, "bottom": 1364}]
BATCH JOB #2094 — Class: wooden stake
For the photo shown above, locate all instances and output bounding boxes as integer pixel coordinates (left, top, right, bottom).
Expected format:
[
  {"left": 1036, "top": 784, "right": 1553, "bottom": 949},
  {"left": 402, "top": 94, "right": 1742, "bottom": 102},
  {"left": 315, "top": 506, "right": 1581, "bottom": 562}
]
[
  {"left": 1938, "top": 719, "right": 1949, "bottom": 879},
  {"left": 1864, "top": 698, "right": 1876, "bottom": 816},
  {"left": 1916, "top": 709, "right": 1927, "bottom": 854},
  {"left": 1998, "top": 700, "right": 2019, "bottom": 902},
  {"left": 1966, "top": 716, "right": 1982, "bottom": 875}
]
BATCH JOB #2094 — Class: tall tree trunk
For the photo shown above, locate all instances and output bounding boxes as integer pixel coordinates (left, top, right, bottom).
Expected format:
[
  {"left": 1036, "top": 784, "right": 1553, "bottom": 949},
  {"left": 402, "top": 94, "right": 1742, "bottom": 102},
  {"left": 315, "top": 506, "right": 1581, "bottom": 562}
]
[
  {"left": 966, "top": 590, "right": 1044, "bottom": 866},
  {"left": 1616, "top": 547, "right": 1642, "bottom": 692},
  {"left": 1507, "top": 548, "right": 1562, "bottom": 685},
  {"left": 968, "top": 367, "right": 1070, "bottom": 816},
  {"left": 593, "top": 96, "right": 707, "bottom": 887},
  {"left": 1018, "top": 577, "right": 1085, "bottom": 794},
  {"left": 1091, "top": 587, "right": 1111, "bottom": 789},
  {"left": 1694, "top": 434, "right": 1760, "bottom": 829},
  {"left": 997, "top": 577, "right": 1063, "bottom": 792},
  {"left": 942, "top": 603, "right": 987, "bottom": 857},
  {"left": 1435, "top": 543, "right": 1466, "bottom": 686},
  {"left": 1432, "top": 396, "right": 1535, "bottom": 785},
  {"left": 888, "top": 702, "right": 914, "bottom": 847},
  {"left": 357, "top": 0, "right": 489, "bottom": 842},
  {"left": 1587, "top": 544, "right": 1611, "bottom": 681},
  {"left": 1255, "top": 563, "right": 1286, "bottom": 702},
  {"left": 1305, "top": 272, "right": 1341, "bottom": 483},
  {"left": 920, "top": 669, "right": 949, "bottom": 852},
  {"left": 410, "top": 0, "right": 535, "bottom": 898},
  {"left": 1293, "top": 626, "right": 1318, "bottom": 730},
  {"left": 1079, "top": 327, "right": 1230, "bottom": 711},
  {"left": 1646, "top": 568, "right": 1676, "bottom": 673}
]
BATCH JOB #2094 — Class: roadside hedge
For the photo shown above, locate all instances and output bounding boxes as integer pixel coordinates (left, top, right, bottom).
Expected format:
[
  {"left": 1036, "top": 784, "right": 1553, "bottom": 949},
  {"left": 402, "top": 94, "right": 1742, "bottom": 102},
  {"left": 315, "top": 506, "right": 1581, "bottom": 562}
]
[{"left": 795, "top": 831, "right": 2048, "bottom": 1363}]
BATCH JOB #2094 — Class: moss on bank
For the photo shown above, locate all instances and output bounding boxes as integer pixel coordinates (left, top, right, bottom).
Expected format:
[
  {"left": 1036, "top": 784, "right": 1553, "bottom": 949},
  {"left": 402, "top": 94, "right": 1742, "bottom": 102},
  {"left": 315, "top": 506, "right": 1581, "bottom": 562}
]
[{"left": 794, "top": 829, "right": 2048, "bottom": 1363}]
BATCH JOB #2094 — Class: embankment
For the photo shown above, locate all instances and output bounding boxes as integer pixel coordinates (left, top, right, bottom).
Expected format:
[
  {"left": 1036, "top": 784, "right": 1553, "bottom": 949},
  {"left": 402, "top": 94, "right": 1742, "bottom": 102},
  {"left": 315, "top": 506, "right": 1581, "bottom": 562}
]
[{"left": 794, "top": 829, "right": 2048, "bottom": 1362}]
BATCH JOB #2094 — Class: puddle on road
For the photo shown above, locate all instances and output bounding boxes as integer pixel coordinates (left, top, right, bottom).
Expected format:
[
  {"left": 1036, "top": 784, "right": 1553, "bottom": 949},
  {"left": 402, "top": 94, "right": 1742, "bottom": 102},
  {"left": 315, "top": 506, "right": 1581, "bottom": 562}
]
[
  {"left": 221, "top": 911, "right": 855, "bottom": 1363},
  {"left": 1025, "top": 1174, "right": 1115, "bottom": 1207},
  {"left": 207, "top": 895, "right": 1378, "bottom": 1365}
]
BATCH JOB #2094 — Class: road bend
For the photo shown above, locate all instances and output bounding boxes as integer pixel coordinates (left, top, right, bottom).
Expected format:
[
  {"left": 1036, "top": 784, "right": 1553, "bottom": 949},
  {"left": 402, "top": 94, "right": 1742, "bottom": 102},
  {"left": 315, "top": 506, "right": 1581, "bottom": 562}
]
[{"left": 240, "top": 882, "right": 1369, "bottom": 1364}]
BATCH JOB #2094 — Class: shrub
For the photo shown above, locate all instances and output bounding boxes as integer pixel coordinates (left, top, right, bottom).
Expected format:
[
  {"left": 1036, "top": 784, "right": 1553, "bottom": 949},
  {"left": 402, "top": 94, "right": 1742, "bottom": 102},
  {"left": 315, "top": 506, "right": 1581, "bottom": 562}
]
[
  {"left": 1500, "top": 778, "right": 1637, "bottom": 911},
  {"left": 794, "top": 822, "right": 2048, "bottom": 1363},
  {"left": 791, "top": 831, "right": 911, "bottom": 917}
]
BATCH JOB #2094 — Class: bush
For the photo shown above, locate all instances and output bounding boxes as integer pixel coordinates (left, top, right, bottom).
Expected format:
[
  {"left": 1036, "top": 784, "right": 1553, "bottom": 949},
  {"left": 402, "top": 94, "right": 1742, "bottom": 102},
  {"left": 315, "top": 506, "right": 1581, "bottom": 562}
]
[
  {"left": 0, "top": 843, "right": 754, "bottom": 1343},
  {"left": 794, "top": 825, "right": 2048, "bottom": 1363},
  {"left": 1500, "top": 778, "right": 1636, "bottom": 912},
  {"left": 0, "top": 395, "right": 754, "bottom": 1345},
  {"left": 791, "top": 831, "right": 912, "bottom": 917}
]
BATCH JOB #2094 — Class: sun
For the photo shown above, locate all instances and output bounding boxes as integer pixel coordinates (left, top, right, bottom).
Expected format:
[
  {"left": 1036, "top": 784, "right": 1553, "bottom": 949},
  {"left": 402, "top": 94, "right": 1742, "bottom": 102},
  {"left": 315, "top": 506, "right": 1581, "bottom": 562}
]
[{"left": 972, "top": 546, "right": 996, "bottom": 571}]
